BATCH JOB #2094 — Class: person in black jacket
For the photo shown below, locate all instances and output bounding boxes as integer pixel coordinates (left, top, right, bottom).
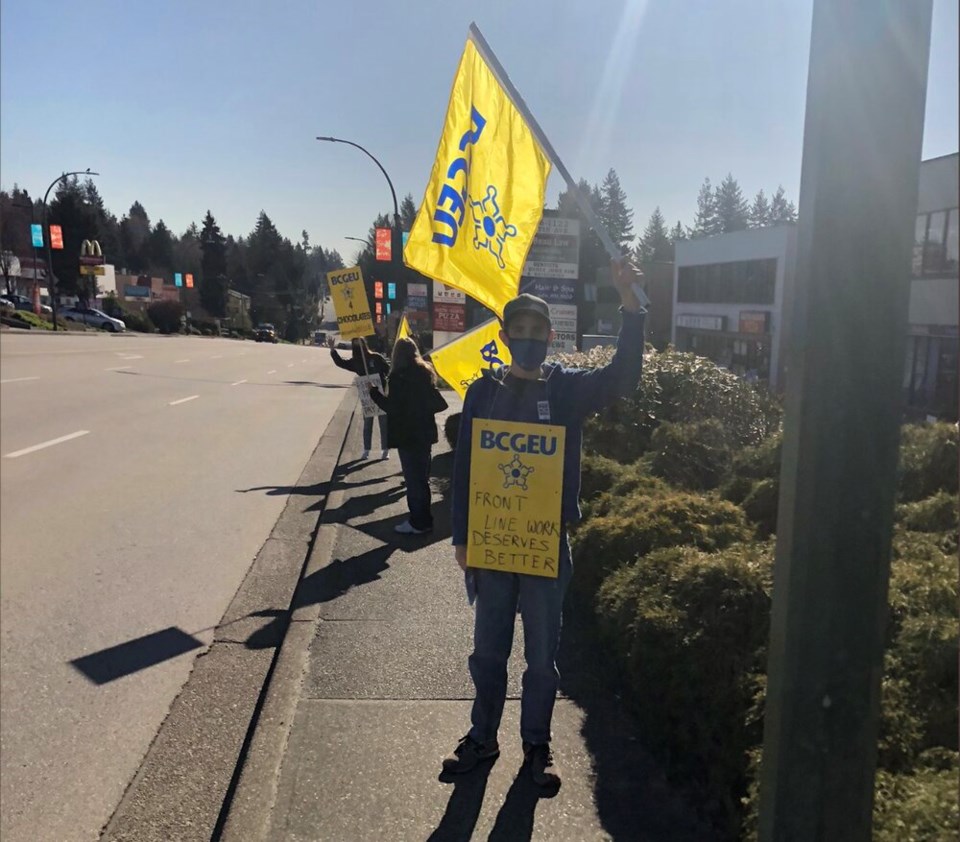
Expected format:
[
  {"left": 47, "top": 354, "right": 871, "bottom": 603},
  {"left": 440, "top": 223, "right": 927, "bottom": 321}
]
[
  {"left": 329, "top": 336, "right": 390, "bottom": 460},
  {"left": 370, "top": 337, "right": 448, "bottom": 535}
]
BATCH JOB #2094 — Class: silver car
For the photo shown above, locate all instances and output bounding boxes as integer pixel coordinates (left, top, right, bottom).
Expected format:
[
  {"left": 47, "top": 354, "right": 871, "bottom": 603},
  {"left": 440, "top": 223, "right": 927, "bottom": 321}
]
[{"left": 60, "top": 306, "right": 126, "bottom": 332}]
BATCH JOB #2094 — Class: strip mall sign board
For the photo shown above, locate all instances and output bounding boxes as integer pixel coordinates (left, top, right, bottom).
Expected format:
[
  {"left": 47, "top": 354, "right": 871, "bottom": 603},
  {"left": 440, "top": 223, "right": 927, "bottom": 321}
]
[
  {"left": 522, "top": 216, "right": 580, "bottom": 280},
  {"left": 548, "top": 303, "right": 577, "bottom": 352},
  {"left": 434, "top": 302, "right": 466, "bottom": 332},
  {"left": 520, "top": 278, "right": 576, "bottom": 304},
  {"left": 433, "top": 281, "right": 466, "bottom": 304}
]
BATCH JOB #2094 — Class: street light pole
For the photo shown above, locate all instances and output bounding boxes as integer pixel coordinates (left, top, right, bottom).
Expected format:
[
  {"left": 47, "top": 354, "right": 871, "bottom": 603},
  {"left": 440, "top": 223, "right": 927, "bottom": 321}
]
[
  {"left": 42, "top": 168, "right": 100, "bottom": 331},
  {"left": 315, "top": 136, "right": 403, "bottom": 278}
]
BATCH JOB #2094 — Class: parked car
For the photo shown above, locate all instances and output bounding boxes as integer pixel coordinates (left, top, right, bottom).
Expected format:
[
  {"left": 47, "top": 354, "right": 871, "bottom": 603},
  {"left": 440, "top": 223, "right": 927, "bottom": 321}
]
[
  {"left": 59, "top": 306, "right": 126, "bottom": 332},
  {"left": 0, "top": 296, "right": 15, "bottom": 314},
  {"left": 254, "top": 323, "right": 278, "bottom": 343},
  {"left": 0, "top": 294, "right": 52, "bottom": 315}
]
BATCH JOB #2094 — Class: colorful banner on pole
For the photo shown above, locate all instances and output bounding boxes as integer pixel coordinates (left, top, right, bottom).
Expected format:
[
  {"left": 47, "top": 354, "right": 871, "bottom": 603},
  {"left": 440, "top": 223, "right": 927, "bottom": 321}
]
[
  {"left": 467, "top": 418, "right": 565, "bottom": 578},
  {"left": 375, "top": 228, "right": 392, "bottom": 261},
  {"left": 427, "top": 318, "right": 510, "bottom": 398},
  {"left": 185, "top": 273, "right": 194, "bottom": 288},
  {"left": 31, "top": 224, "right": 43, "bottom": 249},
  {"left": 403, "top": 36, "right": 551, "bottom": 317},
  {"left": 49, "top": 225, "right": 64, "bottom": 250},
  {"left": 327, "top": 266, "right": 374, "bottom": 340}
]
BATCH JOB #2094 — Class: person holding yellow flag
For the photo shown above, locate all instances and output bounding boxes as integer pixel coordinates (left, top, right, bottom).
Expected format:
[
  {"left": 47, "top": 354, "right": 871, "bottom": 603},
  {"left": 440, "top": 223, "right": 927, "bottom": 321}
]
[{"left": 442, "top": 260, "right": 646, "bottom": 788}]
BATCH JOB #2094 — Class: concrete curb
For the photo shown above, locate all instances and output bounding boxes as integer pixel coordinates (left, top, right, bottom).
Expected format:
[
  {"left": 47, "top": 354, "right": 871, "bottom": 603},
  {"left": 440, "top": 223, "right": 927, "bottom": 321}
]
[
  {"left": 217, "top": 404, "right": 362, "bottom": 842},
  {"left": 99, "top": 389, "right": 358, "bottom": 842}
]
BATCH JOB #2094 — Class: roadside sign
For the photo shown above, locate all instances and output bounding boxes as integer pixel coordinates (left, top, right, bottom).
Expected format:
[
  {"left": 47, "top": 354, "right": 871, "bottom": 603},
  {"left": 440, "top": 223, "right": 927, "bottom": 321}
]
[
  {"left": 31, "top": 224, "right": 43, "bottom": 249},
  {"left": 79, "top": 266, "right": 106, "bottom": 276},
  {"left": 327, "top": 266, "right": 374, "bottom": 340},
  {"left": 375, "top": 228, "right": 391, "bottom": 261},
  {"left": 49, "top": 225, "right": 64, "bottom": 250}
]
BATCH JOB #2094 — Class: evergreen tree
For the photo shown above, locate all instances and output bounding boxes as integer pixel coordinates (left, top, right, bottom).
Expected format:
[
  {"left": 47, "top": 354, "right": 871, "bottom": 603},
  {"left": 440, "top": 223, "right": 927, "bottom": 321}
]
[
  {"left": 670, "top": 220, "right": 687, "bottom": 244},
  {"left": 0, "top": 188, "right": 34, "bottom": 294},
  {"left": 714, "top": 173, "right": 749, "bottom": 233},
  {"left": 172, "top": 223, "right": 202, "bottom": 283},
  {"left": 635, "top": 207, "right": 673, "bottom": 265},
  {"left": 769, "top": 185, "right": 798, "bottom": 224},
  {"left": 599, "top": 168, "right": 634, "bottom": 251},
  {"left": 48, "top": 176, "right": 101, "bottom": 298},
  {"left": 119, "top": 201, "right": 151, "bottom": 272},
  {"left": 749, "top": 190, "right": 771, "bottom": 228},
  {"left": 199, "top": 211, "right": 228, "bottom": 316},
  {"left": 692, "top": 178, "right": 719, "bottom": 238},
  {"left": 400, "top": 194, "right": 418, "bottom": 231},
  {"left": 146, "top": 220, "right": 175, "bottom": 272}
]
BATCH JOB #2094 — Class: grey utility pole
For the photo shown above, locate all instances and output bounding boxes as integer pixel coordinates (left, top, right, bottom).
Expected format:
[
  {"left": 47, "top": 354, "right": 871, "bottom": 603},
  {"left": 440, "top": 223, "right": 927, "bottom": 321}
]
[{"left": 758, "top": 2, "right": 934, "bottom": 840}]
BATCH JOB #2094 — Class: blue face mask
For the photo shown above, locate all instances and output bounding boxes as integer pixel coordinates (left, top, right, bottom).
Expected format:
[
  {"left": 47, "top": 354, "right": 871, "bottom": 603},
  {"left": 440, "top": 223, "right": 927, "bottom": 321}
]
[{"left": 509, "top": 338, "right": 548, "bottom": 371}]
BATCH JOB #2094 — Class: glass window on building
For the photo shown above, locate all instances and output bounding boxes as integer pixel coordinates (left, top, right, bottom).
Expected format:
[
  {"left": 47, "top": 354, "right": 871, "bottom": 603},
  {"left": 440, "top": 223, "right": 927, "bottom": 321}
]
[
  {"left": 677, "top": 258, "right": 777, "bottom": 304},
  {"left": 923, "top": 211, "right": 946, "bottom": 274},
  {"left": 912, "top": 214, "right": 927, "bottom": 276},
  {"left": 945, "top": 209, "right": 958, "bottom": 273}
]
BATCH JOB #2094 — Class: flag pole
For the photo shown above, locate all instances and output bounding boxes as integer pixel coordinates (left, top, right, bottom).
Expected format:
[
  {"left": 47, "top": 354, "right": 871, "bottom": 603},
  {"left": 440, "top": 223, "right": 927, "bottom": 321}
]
[{"left": 467, "top": 23, "right": 648, "bottom": 309}]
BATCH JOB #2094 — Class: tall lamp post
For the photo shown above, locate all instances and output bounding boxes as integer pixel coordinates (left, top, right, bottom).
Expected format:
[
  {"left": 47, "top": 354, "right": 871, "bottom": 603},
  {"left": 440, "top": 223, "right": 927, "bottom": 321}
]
[
  {"left": 315, "top": 136, "right": 403, "bottom": 276},
  {"left": 42, "top": 168, "right": 100, "bottom": 331}
]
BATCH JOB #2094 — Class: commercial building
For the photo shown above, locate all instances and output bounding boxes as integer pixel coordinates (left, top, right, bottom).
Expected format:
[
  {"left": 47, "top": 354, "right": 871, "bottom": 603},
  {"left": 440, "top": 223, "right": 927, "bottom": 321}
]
[
  {"left": 672, "top": 225, "right": 797, "bottom": 390},
  {"left": 904, "top": 153, "right": 958, "bottom": 419}
]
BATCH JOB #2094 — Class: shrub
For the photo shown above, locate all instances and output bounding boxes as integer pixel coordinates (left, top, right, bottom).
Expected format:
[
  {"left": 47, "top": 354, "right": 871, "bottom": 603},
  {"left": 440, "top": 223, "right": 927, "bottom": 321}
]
[
  {"left": 895, "top": 491, "right": 958, "bottom": 535},
  {"left": 873, "top": 756, "right": 959, "bottom": 842},
  {"left": 579, "top": 347, "right": 782, "bottom": 464},
  {"left": 897, "top": 422, "right": 958, "bottom": 502},
  {"left": 596, "top": 543, "right": 773, "bottom": 837},
  {"left": 571, "top": 490, "right": 750, "bottom": 607},
  {"left": 741, "top": 478, "right": 780, "bottom": 537},
  {"left": 579, "top": 454, "right": 627, "bottom": 502},
  {"left": 649, "top": 419, "right": 733, "bottom": 490},
  {"left": 146, "top": 300, "right": 184, "bottom": 334}
]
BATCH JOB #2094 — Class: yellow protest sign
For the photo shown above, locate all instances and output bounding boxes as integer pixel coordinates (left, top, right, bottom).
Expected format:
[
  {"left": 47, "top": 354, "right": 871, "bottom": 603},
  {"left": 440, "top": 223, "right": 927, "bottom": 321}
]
[
  {"left": 467, "top": 419, "right": 565, "bottom": 579},
  {"left": 327, "top": 266, "right": 374, "bottom": 340}
]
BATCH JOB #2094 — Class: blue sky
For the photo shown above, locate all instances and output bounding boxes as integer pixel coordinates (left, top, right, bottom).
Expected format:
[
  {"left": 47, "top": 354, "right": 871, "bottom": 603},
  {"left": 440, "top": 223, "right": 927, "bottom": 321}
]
[{"left": 2, "top": 0, "right": 957, "bottom": 264}]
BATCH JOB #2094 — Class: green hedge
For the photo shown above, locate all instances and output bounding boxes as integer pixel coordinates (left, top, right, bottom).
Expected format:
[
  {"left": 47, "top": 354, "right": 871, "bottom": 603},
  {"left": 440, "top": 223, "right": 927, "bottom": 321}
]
[
  {"left": 572, "top": 347, "right": 782, "bottom": 463},
  {"left": 570, "top": 362, "right": 958, "bottom": 838},
  {"left": 596, "top": 542, "right": 773, "bottom": 837}
]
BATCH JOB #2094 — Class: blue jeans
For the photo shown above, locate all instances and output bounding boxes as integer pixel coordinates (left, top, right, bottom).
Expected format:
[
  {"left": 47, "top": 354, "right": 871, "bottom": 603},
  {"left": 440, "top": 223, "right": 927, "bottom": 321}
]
[
  {"left": 468, "top": 534, "right": 572, "bottom": 746},
  {"left": 398, "top": 445, "right": 433, "bottom": 530},
  {"left": 362, "top": 414, "right": 387, "bottom": 451}
]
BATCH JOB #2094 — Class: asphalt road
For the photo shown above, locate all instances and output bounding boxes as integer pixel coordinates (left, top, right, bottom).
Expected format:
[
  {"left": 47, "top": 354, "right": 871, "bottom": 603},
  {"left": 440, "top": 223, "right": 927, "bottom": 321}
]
[{"left": 0, "top": 331, "right": 353, "bottom": 842}]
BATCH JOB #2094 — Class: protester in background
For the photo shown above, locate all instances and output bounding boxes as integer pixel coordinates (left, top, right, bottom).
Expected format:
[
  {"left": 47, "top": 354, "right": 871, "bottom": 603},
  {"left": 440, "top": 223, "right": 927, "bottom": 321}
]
[
  {"left": 329, "top": 336, "right": 390, "bottom": 460},
  {"left": 369, "top": 337, "right": 448, "bottom": 535},
  {"left": 444, "top": 260, "right": 646, "bottom": 788}
]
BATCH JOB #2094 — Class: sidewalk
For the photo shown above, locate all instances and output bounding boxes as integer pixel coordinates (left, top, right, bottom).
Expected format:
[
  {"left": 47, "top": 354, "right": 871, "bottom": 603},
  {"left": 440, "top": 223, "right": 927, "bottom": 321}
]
[{"left": 222, "top": 395, "right": 711, "bottom": 842}]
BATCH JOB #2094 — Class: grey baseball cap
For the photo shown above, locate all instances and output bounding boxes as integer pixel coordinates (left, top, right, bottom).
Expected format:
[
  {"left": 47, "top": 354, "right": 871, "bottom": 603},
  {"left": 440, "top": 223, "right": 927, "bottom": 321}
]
[{"left": 502, "top": 293, "right": 551, "bottom": 329}]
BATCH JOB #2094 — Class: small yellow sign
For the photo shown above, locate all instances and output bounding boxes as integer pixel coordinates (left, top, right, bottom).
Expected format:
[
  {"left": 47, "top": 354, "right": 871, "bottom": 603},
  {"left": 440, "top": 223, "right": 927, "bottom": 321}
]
[
  {"left": 327, "top": 266, "right": 374, "bottom": 340},
  {"left": 467, "top": 419, "right": 565, "bottom": 579}
]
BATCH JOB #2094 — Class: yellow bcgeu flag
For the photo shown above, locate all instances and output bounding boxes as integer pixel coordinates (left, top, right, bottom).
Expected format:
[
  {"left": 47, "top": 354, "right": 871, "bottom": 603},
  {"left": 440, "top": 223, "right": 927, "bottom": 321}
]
[
  {"left": 397, "top": 313, "right": 411, "bottom": 341},
  {"left": 427, "top": 318, "right": 511, "bottom": 399},
  {"left": 404, "top": 38, "right": 551, "bottom": 317}
]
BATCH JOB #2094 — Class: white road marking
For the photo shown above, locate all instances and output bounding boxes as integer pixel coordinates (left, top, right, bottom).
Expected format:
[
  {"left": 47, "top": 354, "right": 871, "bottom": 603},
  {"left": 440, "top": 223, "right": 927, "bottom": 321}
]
[
  {"left": 287, "top": 363, "right": 295, "bottom": 368},
  {"left": 0, "top": 376, "right": 40, "bottom": 384},
  {"left": 175, "top": 359, "right": 190, "bottom": 364},
  {"left": 105, "top": 366, "right": 132, "bottom": 371},
  {"left": 267, "top": 369, "right": 277, "bottom": 375},
  {"left": 231, "top": 379, "right": 247, "bottom": 386},
  {"left": 4, "top": 430, "right": 90, "bottom": 459},
  {"left": 169, "top": 395, "right": 199, "bottom": 406},
  {"left": 118, "top": 354, "right": 143, "bottom": 360}
]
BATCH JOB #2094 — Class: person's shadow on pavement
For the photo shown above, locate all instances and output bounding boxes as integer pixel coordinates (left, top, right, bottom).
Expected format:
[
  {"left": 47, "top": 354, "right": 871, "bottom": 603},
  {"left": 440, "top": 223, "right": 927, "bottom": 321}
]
[
  {"left": 428, "top": 762, "right": 496, "bottom": 842},
  {"left": 486, "top": 768, "right": 558, "bottom": 842}
]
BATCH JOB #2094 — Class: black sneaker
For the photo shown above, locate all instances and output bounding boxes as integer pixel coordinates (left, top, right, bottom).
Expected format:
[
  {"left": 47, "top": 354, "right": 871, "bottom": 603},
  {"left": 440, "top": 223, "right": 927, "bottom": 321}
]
[
  {"left": 523, "top": 741, "right": 561, "bottom": 787},
  {"left": 442, "top": 734, "right": 500, "bottom": 773}
]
